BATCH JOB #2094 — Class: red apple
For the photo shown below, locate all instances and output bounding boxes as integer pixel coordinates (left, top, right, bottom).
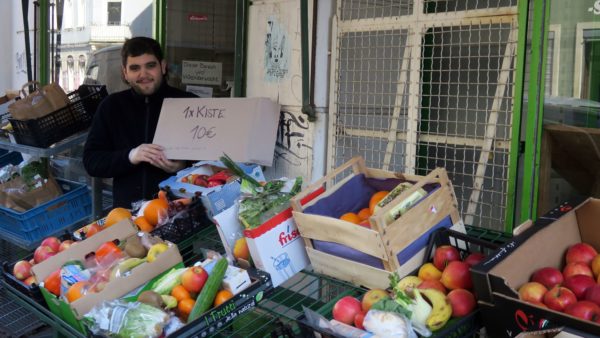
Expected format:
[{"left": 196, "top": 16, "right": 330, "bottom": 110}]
[
  {"left": 584, "top": 284, "right": 600, "bottom": 307},
  {"left": 40, "top": 237, "right": 61, "bottom": 252},
  {"left": 543, "top": 285, "right": 577, "bottom": 312},
  {"left": 563, "top": 262, "right": 594, "bottom": 280},
  {"left": 34, "top": 246, "right": 56, "bottom": 264},
  {"left": 12, "top": 260, "right": 32, "bottom": 280},
  {"left": 354, "top": 311, "right": 366, "bottom": 329},
  {"left": 566, "top": 243, "right": 598, "bottom": 266},
  {"left": 23, "top": 276, "right": 36, "bottom": 286},
  {"left": 447, "top": 288, "right": 476, "bottom": 317},
  {"left": 565, "top": 301, "right": 600, "bottom": 321},
  {"left": 58, "top": 240, "right": 74, "bottom": 252},
  {"left": 361, "top": 288, "right": 390, "bottom": 312},
  {"left": 181, "top": 266, "right": 209, "bottom": 293},
  {"left": 433, "top": 245, "right": 461, "bottom": 270},
  {"left": 563, "top": 275, "right": 596, "bottom": 300},
  {"left": 418, "top": 279, "right": 447, "bottom": 295},
  {"left": 518, "top": 282, "right": 548, "bottom": 304},
  {"left": 332, "top": 296, "right": 362, "bottom": 325},
  {"left": 464, "top": 252, "right": 486, "bottom": 267},
  {"left": 530, "top": 267, "right": 563, "bottom": 289},
  {"left": 440, "top": 261, "right": 472, "bottom": 290}
]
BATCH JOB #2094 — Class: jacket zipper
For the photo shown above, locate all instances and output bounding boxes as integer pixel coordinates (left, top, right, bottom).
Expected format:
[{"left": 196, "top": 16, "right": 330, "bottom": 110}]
[{"left": 142, "top": 96, "right": 150, "bottom": 199}]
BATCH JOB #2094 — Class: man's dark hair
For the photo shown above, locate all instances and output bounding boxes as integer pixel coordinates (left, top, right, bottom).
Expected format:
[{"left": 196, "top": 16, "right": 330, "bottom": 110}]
[{"left": 121, "top": 37, "right": 164, "bottom": 67}]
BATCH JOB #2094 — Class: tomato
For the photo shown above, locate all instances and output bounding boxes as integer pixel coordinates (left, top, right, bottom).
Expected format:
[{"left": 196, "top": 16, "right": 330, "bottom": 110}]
[
  {"left": 95, "top": 241, "right": 122, "bottom": 265},
  {"left": 178, "top": 298, "right": 195, "bottom": 320},
  {"left": 44, "top": 269, "right": 61, "bottom": 297},
  {"left": 85, "top": 223, "right": 102, "bottom": 238}
]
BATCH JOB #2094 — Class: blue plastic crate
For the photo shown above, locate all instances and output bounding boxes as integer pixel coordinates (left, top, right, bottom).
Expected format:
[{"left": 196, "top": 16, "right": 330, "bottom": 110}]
[
  {"left": 0, "top": 152, "right": 23, "bottom": 167},
  {"left": 0, "top": 179, "right": 91, "bottom": 248}
]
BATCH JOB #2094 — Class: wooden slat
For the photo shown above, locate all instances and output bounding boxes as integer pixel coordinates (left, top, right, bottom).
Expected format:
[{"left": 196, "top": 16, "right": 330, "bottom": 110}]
[
  {"left": 293, "top": 212, "right": 389, "bottom": 260},
  {"left": 307, "top": 247, "right": 391, "bottom": 289}
]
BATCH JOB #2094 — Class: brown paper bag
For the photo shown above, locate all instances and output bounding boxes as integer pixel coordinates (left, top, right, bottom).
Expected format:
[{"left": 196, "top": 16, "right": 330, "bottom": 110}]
[
  {"left": 8, "top": 82, "right": 70, "bottom": 120},
  {"left": 0, "top": 175, "right": 62, "bottom": 212}
]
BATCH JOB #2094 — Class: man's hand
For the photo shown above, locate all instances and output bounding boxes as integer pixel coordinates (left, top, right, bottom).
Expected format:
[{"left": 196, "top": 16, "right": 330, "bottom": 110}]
[{"left": 129, "top": 144, "right": 186, "bottom": 173}]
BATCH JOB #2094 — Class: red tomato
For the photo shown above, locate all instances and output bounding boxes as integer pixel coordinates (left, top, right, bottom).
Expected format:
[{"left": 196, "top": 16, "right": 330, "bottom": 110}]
[{"left": 95, "top": 241, "right": 122, "bottom": 265}]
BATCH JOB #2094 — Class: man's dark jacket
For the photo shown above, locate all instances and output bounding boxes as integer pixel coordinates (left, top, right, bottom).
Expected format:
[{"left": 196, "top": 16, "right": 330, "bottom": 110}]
[{"left": 83, "top": 83, "right": 196, "bottom": 208}]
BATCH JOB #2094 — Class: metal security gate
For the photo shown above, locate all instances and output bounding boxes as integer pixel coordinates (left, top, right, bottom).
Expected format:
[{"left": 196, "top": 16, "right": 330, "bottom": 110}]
[{"left": 328, "top": 0, "right": 520, "bottom": 231}]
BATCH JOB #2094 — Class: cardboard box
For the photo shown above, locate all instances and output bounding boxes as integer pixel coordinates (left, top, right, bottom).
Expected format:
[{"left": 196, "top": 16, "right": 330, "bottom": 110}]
[
  {"left": 159, "top": 160, "right": 265, "bottom": 218},
  {"left": 290, "top": 156, "right": 462, "bottom": 289},
  {"left": 471, "top": 198, "right": 600, "bottom": 338},
  {"left": 31, "top": 219, "right": 182, "bottom": 333},
  {"left": 153, "top": 97, "right": 280, "bottom": 166}
]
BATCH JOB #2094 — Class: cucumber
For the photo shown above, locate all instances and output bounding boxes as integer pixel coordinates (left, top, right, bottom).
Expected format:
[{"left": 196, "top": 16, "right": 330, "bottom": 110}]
[{"left": 188, "top": 258, "right": 228, "bottom": 321}]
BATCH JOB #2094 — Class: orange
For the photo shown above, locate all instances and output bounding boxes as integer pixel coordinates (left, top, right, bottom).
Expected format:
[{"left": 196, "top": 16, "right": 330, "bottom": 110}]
[
  {"left": 178, "top": 297, "right": 195, "bottom": 320},
  {"left": 171, "top": 284, "right": 192, "bottom": 302},
  {"left": 233, "top": 237, "right": 250, "bottom": 261},
  {"left": 339, "top": 212, "right": 361, "bottom": 224},
  {"left": 134, "top": 216, "right": 154, "bottom": 232},
  {"left": 144, "top": 199, "right": 169, "bottom": 226},
  {"left": 66, "top": 281, "right": 91, "bottom": 303},
  {"left": 213, "top": 289, "right": 234, "bottom": 307},
  {"left": 357, "top": 208, "right": 372, "bottom": 221},
  {"left": 105, "top": 208, "right": 132, "bottom": 227},
  {"left": 369, "top": 191, "right": 389, "bottom": 213}
]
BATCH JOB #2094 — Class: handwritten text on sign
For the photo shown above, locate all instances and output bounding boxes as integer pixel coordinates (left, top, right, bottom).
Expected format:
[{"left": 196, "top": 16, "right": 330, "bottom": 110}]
[
  {"left": 182, "top": 60, "right": 222, "bottom": 85},
  {"left": 154, "top": 98, "right": 280, "bottom": 165}
]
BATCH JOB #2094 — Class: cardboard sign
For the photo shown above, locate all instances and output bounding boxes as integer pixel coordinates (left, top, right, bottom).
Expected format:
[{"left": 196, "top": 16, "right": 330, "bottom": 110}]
[
  {"left": 153, "top": 97, "right": 280, "bottom": 166},
  {"left": 182, "top": 60, "right": 222, "bottom": 85}
]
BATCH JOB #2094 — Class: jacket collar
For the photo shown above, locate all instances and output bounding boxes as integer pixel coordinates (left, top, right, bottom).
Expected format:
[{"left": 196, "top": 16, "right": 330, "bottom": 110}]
[{"left": 129, "top": 80, "right": 169, "bottom": 103}]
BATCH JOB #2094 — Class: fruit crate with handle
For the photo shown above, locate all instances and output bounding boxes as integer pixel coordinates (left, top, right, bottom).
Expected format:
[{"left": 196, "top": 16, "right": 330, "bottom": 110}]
[
  {"left": 9, "top": 85, "right": 107, "bottom": 148},
  {"left": 295, "top": 227, "right": 502, "bottom": 338},
  {"left": 290, "top": 156, "right": 462, "bottom": 290}
]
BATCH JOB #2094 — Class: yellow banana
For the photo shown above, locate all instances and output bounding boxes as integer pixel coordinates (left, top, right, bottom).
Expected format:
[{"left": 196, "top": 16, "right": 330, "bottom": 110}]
[
  {"left": 110, "top": 257, "right": 147, "bottom": 281},
  {"left": 419, "top": 288, "right": 452, "bottom": 331},
  {"left": 395, "top": 275, "right": 423, "bottom": 292}
]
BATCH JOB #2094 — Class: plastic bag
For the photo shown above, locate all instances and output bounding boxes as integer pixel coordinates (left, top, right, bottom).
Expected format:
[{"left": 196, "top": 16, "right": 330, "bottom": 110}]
[{"left": 83, "top": 300, "right": 169, "bottom": 338}]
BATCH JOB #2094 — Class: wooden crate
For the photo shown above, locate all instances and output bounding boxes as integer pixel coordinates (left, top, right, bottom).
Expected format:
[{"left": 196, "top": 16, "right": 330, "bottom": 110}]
[{"left": 290, "top": 156, "right": 462, "bottom": 289}]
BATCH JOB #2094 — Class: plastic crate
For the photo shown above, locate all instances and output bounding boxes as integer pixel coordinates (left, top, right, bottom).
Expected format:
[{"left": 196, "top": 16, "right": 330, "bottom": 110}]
[
  {"left": 0, "top": 179, "right": 91, "bottom": 248},
  {"left": 0, "top": 151, "right": 23, "bottom": 167},
  {"left": 150, "top": 197, "right": 212, "bottom": 244},
  {"left": 296, "top": 228, "right": 501, "bottom": 338},
  {"left": 9, "top": 85, "right": 107, "bottom": 148}
]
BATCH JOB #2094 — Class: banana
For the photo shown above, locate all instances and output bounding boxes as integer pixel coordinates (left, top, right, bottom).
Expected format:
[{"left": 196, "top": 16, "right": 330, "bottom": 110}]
[
  {"left": 419, "top": 288, "right": 452, "bottom": 331},
  {"left": 110, "top": 257, "right": 147, "bottom": 281},
  {"left": 395, "top": 275, "right": 423, "bottom": 293}
]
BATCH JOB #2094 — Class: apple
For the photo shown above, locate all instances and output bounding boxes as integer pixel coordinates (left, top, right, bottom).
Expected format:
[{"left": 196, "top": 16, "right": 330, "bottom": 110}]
[
  {"left": 563, "top": 275, "right": 596, "bottom": 300},
  {"left": 447, "top": 288, "right": 476, "bottom": 317},
  {"left": 530, "top": 267, "right": 564, "bottom": 289},
  {"left": 12, "top": 260, "right": 32, "bottom": 280},
  {"left": 464, "top": 252, "right": 486, "bottom": 267},
  {"left": 354, "top": 311, "right": 366, "bottom": 329},
  {"left": 34, "top": 246, "right": 56, "bottom": 264},
  {"left": 566, "top": 243, "right": 598, "bottom": 266},
  {"left": 518, "top": 282, "right": 548, "bottom": 304},
  {"left": 23, "top": 276, "right": 36, "bottom": 286},
  {"left": 543, "top": 285, "right": 577, "bottom": 312},
  {"left": 358, "top": 220, "right": 371, "bottom": 228},
  {"left": 418, "top": 279, "right": 447, "bottom": 295},
  {"left": 361, "top": 288, "right": 390, "bottom": 312},
  {"left": 40, "top": 237, "right": 61, "bottom": 252},
  {"left": 58, "top": 240, "right": 74, "bottom": 252},
  {"left": 433, "top": 245, "right": 461, "bottom": 270},
  {"left": 181, "top": 266, "right": 209, "bottom": 293},
  {"left": 563, "top": 262, "right": 593, "bottom": 280},
  {"left": 440, "top": 261, "right": 472, "bottom": 290},
  {"left": 565, "top": 301, "right": 600, "bottom": 321},
  {"left": 584, "top": 285, "right": 600, "bottom": 307},
  {"left": 332, "top": 296, "right": 362, "bottom": 325}
]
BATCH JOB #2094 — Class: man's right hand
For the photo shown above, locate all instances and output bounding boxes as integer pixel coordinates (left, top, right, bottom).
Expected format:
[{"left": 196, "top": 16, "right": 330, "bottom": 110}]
[{"left": 128, "top": 144, "right": 166, "bottom": 165}]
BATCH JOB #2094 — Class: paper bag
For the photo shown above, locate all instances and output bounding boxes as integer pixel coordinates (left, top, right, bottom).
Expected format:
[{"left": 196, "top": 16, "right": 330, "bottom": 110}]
[
  {"left": 8, "top": 82, "right": 70, "bottom": 120},
  {"left": 0, "top": 175, "right": 62, "bottom": 212}
]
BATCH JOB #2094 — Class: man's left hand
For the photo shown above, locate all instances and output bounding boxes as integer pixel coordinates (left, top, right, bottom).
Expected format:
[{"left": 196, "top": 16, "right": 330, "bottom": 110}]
[{"left": 151, "top": 156, "right": 187, "bottom": 173}]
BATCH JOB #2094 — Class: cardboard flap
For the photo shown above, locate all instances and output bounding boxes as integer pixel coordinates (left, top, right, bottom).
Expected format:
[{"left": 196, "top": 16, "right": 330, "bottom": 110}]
[{"left": 32, "top": 219, "right": 138, "bottom": 281}]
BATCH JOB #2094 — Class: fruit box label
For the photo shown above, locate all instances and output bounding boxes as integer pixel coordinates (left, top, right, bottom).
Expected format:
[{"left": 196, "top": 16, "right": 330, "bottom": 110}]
[{"left": 244, "top": 210, "right": 310, "bottom": 287}]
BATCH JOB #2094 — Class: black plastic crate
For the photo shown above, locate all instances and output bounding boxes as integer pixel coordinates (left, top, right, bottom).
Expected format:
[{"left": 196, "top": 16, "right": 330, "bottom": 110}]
[
  {"left": 297, "top": 228, "right": 501, "bottom": 338},
  {"left": 9, "top": 85, "right": 107, "bottom": 148},
  {"left": 151, "top": 197, "right": 213, "bottom": 244}
]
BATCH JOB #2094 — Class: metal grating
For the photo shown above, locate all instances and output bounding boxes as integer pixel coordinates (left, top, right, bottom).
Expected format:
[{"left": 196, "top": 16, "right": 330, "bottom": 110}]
[
  {"left": 328, "top": 0, "right": 519, "bottom": 231},
  {"left": 0, "top": 290, "right": 46, "bottom": 337}
]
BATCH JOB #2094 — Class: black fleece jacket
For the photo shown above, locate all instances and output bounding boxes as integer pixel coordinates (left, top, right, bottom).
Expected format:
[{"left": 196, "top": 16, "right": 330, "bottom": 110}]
[{"left": 83, "top": 83, "right": 196, "bottom": 208}]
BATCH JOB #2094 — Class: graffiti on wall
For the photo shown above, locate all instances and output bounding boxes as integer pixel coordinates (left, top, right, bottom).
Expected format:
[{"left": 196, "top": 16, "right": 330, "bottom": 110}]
[
  {"left": 274, "top": 111, "right": 310, "bottom": 167},
  {"left": 265, "top": 16, "right": 290, "bottom": 82},
  {"left": 16, "top": 52, "right": 27, "bottom": 74}
]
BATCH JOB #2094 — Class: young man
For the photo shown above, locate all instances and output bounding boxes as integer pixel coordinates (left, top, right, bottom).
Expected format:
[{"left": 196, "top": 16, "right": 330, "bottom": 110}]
[{"left": 83, "top": 37, "right": 196, "bottom": 208}]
